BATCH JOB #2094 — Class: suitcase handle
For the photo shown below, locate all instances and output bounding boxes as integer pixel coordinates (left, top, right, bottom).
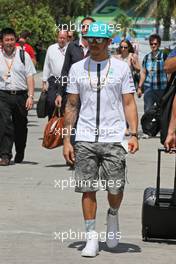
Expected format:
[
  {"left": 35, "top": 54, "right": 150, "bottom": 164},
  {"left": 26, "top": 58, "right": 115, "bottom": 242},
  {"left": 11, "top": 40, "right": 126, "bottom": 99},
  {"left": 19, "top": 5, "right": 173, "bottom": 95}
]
[{"left": 156, "top": 148, "right": 176, "bottom": 206}]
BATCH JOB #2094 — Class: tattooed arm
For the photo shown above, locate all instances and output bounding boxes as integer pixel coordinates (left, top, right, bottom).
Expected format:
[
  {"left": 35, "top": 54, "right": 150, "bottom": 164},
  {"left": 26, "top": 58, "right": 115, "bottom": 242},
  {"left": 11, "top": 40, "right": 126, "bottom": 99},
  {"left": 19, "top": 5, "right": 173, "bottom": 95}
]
[{"left": 63, "top": 93, "right": 80, "bottom": 164}]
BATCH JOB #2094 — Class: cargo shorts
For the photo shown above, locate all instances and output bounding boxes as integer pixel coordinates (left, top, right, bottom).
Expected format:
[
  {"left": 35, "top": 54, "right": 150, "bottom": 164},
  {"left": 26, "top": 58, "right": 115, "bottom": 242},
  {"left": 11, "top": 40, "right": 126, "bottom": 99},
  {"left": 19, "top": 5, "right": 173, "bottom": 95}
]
[{"left": 74, "top": 141, "right": 127, "bottom": 195}]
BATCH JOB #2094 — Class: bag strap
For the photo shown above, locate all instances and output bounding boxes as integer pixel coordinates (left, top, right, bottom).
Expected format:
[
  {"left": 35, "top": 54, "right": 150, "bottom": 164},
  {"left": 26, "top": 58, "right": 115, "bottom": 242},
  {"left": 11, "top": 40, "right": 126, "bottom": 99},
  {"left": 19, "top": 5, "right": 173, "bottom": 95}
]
[
  {"left": 156, "top": 148, "right": 176, "bottom": 206},
  {"left": 19, "top": 48, "right": 25, "bottom": 65},
  {"left": 52, "top": 107, "right": 61, "bottom": 118}
]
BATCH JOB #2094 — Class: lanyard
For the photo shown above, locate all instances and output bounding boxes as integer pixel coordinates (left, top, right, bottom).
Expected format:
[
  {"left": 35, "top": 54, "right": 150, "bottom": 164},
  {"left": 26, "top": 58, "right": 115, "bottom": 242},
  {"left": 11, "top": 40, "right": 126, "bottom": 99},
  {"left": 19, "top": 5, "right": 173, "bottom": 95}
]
[{"left": 3, "top": 50, "right": 16, "bottom": 74}]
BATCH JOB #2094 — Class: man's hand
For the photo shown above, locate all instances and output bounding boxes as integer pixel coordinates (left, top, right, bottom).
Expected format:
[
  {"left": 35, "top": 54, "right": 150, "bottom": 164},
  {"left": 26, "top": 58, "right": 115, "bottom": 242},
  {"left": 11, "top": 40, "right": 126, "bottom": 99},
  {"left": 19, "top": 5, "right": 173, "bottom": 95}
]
[
  {"left": 137, "top": 87, "right": 143, "bottom": 98},
  {"left": 26, "top": 97, "right": 33, "bottom": 110},
  {"left": 42, "top": 82, "right": 48, "bottom": 92},
  {"left": 55, "top": 95, "right": 62, "bottom": 107},
  {"left": 128, "top": 136, "right": 139, "bottom": 154},
  {"left": 164, "top": 132, "right": 176, "bottom": 151},
  {"left": 63, "top": 141, "right": 75, "bottom": 165}
]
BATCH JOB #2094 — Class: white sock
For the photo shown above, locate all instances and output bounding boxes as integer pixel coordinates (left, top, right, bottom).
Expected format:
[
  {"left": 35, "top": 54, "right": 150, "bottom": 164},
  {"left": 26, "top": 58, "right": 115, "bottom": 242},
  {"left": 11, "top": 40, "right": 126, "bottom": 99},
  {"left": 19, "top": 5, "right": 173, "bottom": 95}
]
[{"left": 85, "top": 219, "right": 96, "bottom": 233}]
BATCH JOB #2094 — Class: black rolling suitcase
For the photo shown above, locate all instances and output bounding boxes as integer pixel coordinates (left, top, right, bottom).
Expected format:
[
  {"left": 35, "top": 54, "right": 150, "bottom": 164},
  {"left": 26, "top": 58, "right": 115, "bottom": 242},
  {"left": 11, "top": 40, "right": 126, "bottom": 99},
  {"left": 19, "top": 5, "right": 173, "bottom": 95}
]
[{"left": 142, "top": 148, "right": 176, "bottom": 241}]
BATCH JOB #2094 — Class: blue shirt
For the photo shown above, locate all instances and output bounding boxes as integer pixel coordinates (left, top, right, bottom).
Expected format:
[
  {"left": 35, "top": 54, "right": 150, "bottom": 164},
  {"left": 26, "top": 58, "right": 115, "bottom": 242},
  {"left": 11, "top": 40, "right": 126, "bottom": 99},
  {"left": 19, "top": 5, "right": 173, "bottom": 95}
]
[
  {"left": 142, "top": 50, "right": 168, "bottom": 91},
  {"left": 167, "top": 48, "right": 176, "bottom": 58}
]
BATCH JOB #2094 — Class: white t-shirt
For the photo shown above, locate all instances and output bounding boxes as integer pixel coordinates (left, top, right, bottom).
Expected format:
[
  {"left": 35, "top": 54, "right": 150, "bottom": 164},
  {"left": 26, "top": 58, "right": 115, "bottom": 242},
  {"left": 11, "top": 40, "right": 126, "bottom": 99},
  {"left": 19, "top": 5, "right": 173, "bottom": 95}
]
[
  {"left": 67, "top": 56, "right": 135, "bottom": 143},
  {"left": 0, "top": 48, "right": 36, "bottom": 91}
]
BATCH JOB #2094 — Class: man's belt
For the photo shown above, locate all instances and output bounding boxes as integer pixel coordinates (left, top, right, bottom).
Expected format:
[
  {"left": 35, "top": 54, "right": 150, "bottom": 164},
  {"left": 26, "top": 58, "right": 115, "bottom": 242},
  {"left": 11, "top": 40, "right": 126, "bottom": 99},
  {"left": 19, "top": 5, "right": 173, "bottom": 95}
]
[{"left": 0, "top": 90, "right": 27, "bottom": 95}]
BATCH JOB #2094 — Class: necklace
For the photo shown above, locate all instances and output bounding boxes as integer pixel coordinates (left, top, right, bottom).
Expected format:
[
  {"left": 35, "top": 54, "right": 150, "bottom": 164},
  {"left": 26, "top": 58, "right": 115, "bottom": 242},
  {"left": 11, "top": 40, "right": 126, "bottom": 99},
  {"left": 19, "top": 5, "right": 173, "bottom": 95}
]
[{"left": 88, "top": 57, "right": 111, "bottom": 91}]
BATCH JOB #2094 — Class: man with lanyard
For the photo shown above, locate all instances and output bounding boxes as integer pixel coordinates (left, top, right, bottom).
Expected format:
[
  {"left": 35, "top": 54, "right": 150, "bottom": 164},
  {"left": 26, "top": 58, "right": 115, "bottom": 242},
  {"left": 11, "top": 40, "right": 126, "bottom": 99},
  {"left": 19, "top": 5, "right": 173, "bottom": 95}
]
[
  {"left": 0, "top": 28, "right": 36, "bottom": 165},
  {"left": 42, "top": 30, "right": 68, "bottom": 119},
  {"left": 138, "top": 34, "right": 168, "bottom": 112},
  {"left": 63, "top": 22, "right": 139, "bottom": 257},
  {"left": 55, "top": 16, "right": 95, "bottom": 108}
]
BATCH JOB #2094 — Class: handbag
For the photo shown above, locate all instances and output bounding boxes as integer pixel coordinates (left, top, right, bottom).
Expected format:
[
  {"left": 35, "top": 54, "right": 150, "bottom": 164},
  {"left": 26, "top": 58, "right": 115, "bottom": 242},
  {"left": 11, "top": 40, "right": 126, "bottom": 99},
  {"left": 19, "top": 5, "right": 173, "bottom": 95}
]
[
  {"left": 36, "top": 91, "right": 48, "bottom": 118},
  {"left": 42, "top": 108, "right": 64, "bottom": 149}
]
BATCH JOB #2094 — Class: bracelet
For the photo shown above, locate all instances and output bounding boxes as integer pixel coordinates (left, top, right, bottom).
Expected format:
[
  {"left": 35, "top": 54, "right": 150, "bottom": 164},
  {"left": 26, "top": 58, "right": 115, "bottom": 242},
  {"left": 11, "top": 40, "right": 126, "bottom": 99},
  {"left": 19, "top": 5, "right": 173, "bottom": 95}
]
[
  {"left": 28, "top": 95, "right": 34, "bottom": 100},
  {"left": 130, "top": 132, "right": 138, "bottom": 139}
]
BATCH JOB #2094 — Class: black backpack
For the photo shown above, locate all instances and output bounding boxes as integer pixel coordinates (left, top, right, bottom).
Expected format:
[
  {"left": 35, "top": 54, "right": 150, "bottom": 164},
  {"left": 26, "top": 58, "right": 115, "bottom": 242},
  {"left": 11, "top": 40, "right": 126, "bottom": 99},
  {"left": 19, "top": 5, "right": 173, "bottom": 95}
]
[{"left": 141, "top": 103, "right": 161, "bottom": 137}]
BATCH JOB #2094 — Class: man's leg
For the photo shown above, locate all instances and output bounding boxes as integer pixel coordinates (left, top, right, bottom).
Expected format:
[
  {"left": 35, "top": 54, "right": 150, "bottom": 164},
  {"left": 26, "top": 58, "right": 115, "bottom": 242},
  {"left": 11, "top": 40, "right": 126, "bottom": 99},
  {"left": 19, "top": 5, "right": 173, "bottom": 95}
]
[
  {"left": 74, "top": 142, "right": 99, "bottom": 257},
  {"left": 101, "top": 143, "right": 126, "bottom": 248},
  {"left": 0, "top": 92, "right": 14, "bottom": 165},
  {"left": 46, "top": 77, "right": 58, "bottom": 119},
  {"left": 13, "top": 94, "right": 28, "bottom": 163},
  {"left": 144, "top": 89, "right": 156, "bottom": 112}
]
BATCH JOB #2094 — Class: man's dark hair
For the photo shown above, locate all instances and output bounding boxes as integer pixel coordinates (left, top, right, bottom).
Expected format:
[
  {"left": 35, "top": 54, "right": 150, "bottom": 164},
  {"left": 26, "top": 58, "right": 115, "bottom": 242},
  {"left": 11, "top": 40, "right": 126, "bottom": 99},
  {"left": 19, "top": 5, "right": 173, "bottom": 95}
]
[
  {"left": 1, "top": 28, "right": 16, "bottom": 39},
  {"left": 80, "top": 16, "right": 95, "bottom": 24},
  {"left": 19, "top": 30, "right": 31, "bottom": 39},
  {"left": 149, "top": 34, "right": 161, "bottom": 45}
]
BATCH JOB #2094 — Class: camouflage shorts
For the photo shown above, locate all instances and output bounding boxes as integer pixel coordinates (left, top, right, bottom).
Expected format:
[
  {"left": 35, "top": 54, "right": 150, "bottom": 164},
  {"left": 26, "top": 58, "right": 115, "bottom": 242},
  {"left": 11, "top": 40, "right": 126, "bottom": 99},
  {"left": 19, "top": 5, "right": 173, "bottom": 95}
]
[{"left": 74, "top": 141, "right": 127, "bottom": 194}]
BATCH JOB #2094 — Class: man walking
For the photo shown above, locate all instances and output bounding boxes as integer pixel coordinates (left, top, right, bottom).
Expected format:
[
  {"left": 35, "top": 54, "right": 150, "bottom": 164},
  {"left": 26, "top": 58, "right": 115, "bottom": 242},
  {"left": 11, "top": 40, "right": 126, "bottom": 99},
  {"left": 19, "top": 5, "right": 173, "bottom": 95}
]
[
  {"left": 42, "top": 30, "right": 68, "bottom": 119},
  {"left": 63, "top": 22, "right": 139, "bottom": 257},
  {"left": 0, "top": 28, "right": 36, "bottom": 165},
  {"left": 138, "top": 34, "right": 168, "bottom": 112},
  {"left": 55, "top": 16, "right": 95, "bottom": 108}
]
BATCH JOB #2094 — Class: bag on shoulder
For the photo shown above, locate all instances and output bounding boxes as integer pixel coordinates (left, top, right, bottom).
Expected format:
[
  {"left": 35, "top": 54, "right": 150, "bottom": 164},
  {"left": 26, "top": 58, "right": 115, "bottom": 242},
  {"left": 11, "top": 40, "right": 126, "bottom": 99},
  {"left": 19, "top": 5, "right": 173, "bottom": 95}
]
[
  {"left": 141, "top": 103, "right": 161, "bottom": 137},
  {"left": 42, "top": 108, "right": 64, "bottom": 149},
  {"left": 160, "top": 72, "right": 176, "bottom": 145},
  {"left": 36, "top": 91, "right": 48, "bottom": 118}
]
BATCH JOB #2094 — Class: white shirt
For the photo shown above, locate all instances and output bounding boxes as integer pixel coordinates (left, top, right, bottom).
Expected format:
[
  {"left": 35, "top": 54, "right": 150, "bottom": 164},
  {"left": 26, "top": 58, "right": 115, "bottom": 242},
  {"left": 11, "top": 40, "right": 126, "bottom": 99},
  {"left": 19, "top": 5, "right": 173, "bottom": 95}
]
[
  {"left": 42, "top": 43, "right": 67, "bottom": 81},
  {"left": 79, "top": 38, "right": 89, "bottom": 57},
  {"left": 0, "top": 48, "right": 36, "bottom": 91},
  {"left": 67, "top": 56, "right": 135, "bottom": 143}
]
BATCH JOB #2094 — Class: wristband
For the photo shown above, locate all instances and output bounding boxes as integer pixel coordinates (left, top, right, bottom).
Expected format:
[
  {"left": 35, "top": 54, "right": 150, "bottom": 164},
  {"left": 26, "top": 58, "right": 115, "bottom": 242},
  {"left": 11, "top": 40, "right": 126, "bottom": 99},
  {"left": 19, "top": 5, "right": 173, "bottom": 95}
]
[
  {"left": 130, "top": 132, "right": 138, "bottom": 139},
  {"left": 28, "top": 95, "right": 34, "bottom": 100}
]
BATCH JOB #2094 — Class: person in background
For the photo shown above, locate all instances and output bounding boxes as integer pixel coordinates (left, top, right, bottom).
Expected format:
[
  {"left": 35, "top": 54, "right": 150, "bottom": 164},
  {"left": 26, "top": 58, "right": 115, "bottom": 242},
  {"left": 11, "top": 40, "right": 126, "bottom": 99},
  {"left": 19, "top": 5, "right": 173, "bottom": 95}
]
[
  {"left": 42, "top": 30, "right": 68, "bottom": 119},
  {"left": 138, "top": 34, "right": 168, "bottom": 112},
  {"left": 164, "top": 48, "right": 176, "bottom": 150},
  {"left": 55, "top": 16, "right": 96, "bottom": 108},
  {"left": 68, "top": 31, "right": 74, "bottom": 42},
  {"left": 115, "top": 39, "right": 140, "bottom": 135},
  {"left": 0, "top": 28, "right": 36, "bottom": 165},
  {"left": 115, "top": 39, "right": 140, "bottom": 73},
  {"left": 16, "top": 30, "right": 37, "bottom": 66}
]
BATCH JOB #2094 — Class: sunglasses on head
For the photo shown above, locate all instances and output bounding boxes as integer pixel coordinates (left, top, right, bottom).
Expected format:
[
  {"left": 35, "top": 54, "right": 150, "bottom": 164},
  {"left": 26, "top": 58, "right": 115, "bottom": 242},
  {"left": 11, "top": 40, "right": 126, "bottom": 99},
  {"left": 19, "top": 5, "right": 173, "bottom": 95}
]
[
  {"left": 120, "top": 46, "right": 128, "bottom": 49},
  {"left": 86, "top": 37, "right": 104, "bottom": 44},
  {"left": 150, "top": 42, "right": 158, "bottom": 46}
]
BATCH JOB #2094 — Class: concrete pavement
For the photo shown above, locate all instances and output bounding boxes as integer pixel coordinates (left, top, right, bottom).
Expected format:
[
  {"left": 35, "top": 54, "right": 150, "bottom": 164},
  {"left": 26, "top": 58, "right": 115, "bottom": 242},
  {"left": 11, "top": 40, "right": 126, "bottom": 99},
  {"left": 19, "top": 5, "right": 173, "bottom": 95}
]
[{"left": 0, "top": 55, "right": 176, "bottom": 263}]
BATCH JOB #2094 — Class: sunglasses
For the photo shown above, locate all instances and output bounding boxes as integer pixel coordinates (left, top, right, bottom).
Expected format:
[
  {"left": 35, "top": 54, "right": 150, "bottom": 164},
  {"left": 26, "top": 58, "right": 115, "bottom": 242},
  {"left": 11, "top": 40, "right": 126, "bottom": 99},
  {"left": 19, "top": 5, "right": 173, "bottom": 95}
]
[
  {"left": 120, "top": 46, "right": 128, "bottom": 49},
  {"left": 86, "top": 37, "right": 104, "bottom": 44},
  {"left": 150, "top": 42, "right": 158, "bottom": 46}
]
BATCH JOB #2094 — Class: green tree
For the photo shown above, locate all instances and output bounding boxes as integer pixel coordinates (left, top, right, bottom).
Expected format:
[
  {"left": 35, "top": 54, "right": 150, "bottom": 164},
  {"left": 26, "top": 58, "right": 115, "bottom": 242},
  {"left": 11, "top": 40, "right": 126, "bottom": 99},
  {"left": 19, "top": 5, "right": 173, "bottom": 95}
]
[
  {"left": 0, "top": 0, "right": 56, "bottom": 47},
  {"left": 115, "top": 13, "right": 136, "bottom": 38}
]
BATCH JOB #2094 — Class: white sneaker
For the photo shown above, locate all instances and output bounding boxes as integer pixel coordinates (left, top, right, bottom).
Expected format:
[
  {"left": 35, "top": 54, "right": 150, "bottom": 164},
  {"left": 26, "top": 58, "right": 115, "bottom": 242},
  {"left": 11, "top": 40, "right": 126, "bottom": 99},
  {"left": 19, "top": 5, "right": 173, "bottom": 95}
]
[
  {"left": 81, "top": 230, "right": 99, "bottom": 257},
  {"left": 106, "top": 210, "right": 120, "bottom": 248}
]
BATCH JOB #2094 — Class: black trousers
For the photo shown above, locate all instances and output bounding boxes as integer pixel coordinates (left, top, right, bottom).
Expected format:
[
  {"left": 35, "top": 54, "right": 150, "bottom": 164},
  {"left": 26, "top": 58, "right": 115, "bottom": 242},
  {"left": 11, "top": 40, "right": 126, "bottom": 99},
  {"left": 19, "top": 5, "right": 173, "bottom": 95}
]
[
  {"left": 46, "top": 76, "right": 59, "bottom": 119},
  {"left": 0, "top": 91, "right": 28, "bottom": 159}
]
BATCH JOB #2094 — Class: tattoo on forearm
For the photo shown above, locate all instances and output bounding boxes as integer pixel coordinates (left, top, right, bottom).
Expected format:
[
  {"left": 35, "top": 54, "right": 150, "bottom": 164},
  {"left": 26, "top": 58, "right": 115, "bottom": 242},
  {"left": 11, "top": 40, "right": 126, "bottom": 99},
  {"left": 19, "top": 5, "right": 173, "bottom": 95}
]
[{"left": 64, "top": 95, "right": 79, "bottom": 139}]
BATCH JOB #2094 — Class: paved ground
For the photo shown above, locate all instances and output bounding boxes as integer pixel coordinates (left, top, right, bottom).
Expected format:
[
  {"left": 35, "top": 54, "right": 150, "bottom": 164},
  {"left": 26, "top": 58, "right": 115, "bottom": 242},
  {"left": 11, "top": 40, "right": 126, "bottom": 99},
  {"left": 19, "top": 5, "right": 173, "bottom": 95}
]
[{"left": 0, "top": 43, "right": 176, "bottom": 264}]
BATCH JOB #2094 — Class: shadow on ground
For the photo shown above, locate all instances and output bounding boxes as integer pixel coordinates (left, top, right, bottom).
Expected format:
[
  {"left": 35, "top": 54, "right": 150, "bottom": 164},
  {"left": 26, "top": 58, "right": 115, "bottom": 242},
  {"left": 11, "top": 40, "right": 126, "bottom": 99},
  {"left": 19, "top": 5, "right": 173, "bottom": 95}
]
[{"left": 68, "top": 241, "right": 141, "bottom": 254}]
